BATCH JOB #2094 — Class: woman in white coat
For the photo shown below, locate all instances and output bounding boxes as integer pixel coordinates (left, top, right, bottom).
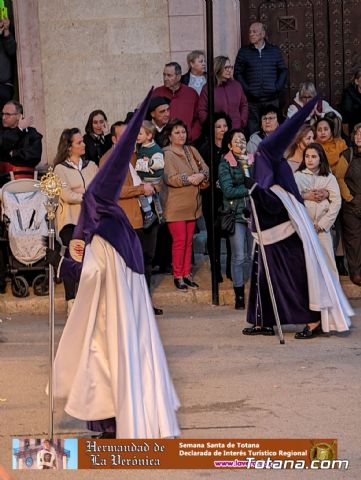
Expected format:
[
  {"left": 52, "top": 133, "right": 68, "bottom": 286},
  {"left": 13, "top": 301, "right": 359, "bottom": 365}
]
[{"left": 294, "top": 143, "right": 341, "bottom": 275}]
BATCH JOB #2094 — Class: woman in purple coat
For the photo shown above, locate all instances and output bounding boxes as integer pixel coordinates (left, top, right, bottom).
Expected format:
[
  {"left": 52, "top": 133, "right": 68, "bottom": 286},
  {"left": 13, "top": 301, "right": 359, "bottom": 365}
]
[{"left": 199, "top": 56, "right": 248, "bottom": 130}]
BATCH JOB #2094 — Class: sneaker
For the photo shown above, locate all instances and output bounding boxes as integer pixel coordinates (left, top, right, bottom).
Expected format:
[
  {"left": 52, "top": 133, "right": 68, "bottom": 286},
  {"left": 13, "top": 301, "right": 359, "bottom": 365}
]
[
  {"left": 174, "top": 278, "right": 188, "bottom": 291},
  {"left": 143, "top": 212, "right": 157, "bottom": 230},
  {"left": 183, "top": 275, "right": 199, "bottom": 289}
]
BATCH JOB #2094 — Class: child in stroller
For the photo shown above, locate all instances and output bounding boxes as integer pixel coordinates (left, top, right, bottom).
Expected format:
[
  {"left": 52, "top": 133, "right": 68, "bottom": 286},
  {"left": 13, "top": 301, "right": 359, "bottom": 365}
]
[{"left": 0, "top": 176, "right": 48, "bottom": 297}]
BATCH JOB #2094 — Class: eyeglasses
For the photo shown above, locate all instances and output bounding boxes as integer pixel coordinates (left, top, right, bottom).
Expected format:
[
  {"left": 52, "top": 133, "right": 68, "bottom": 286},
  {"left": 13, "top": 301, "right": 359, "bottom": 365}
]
[
  {"left": 2, "top": 112, "right": 19, "bottom": 117},
  {"left": 300, "top": 95, "right": 314, "bottom": 100},
  {"left": 262, "top": 115, "right": 277, "bottom": 121},
  {"left": 224, "top": 65, "right": 234, "bottom": 70}
]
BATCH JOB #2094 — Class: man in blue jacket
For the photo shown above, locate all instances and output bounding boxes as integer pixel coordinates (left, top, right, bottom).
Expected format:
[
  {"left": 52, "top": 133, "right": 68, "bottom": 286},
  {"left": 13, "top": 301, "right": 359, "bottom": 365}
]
[{"left": 234, "top": 22, "right": 288, "bottom": 135}]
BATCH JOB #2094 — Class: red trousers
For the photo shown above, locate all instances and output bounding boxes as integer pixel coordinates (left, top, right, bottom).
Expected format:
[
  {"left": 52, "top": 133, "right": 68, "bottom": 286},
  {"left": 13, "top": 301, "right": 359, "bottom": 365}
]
[{"left": 168, "top": 220, "right": 196, "bottom": 278}]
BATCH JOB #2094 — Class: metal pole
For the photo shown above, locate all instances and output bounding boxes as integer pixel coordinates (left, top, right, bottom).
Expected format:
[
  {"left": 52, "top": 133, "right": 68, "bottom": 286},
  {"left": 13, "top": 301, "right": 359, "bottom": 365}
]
[
  {"left": 241, "top": 162, "right": 285, "bottom": 344},
  {"left": 37, "top": 169, "right": 64, "bottom": 439},
  {"left": 249, "top": 196, "right": 285, "bottom": 344},
  {"left": 48, "top": 218, "right": 55, "bottom": 439},
  {"left": 205, "top": 0, "right": 219, "bottom": 305}
]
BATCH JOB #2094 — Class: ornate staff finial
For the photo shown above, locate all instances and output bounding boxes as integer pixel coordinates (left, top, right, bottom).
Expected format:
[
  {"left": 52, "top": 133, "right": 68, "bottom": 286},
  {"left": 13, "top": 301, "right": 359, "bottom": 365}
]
[{"left": 36, "top": 167, "right": 65, "bottom": 220}]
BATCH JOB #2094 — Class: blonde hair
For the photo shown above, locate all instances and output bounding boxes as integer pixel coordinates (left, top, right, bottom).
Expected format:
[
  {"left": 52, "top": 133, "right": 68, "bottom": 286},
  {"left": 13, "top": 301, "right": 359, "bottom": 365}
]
[
  {"left": 214, "top": 56, "right": 230, "bottom": 84},
  {"left": 141, "top": 120, "right": 156, "bottom": 139},
  {"left": 186, "top": 50, "right": 205, "bottom": 68}
]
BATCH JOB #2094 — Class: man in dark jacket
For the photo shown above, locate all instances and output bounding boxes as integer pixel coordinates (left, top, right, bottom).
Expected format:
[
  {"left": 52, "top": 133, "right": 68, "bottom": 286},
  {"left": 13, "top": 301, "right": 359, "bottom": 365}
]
[
  {"left": 0, "top": 100, "right": 42, "bottom": 183},
  {"left": 0, "top": 16, "right": 16, "bottom": 112},
  {"left": 234, "top": 22, "right": 288, "bottom": 135}
]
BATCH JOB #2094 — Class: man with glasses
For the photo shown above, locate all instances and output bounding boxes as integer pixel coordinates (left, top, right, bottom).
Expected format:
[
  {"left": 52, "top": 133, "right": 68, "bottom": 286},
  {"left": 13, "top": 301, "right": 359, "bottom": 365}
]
[
  {"left": 234, "top": 22, "right": 288, "bottom": 135},
  {"left": 0, "top": 100, "right": 42, "bottom": 294},
  {"left": 247, "top": 105, "right": 280, "bottom": 154},
  {"left": 287, "top": 81, "right": 341, "bottom": 124},
  {"left": 0, "top": 100, "right": 42, "bottom": 184}
]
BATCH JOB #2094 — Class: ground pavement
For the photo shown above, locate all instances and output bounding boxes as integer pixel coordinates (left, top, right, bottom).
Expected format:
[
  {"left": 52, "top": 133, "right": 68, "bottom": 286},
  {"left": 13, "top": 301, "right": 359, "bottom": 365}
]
[{"left": 0, "top": 294, "right": 360, "bottom": 479}]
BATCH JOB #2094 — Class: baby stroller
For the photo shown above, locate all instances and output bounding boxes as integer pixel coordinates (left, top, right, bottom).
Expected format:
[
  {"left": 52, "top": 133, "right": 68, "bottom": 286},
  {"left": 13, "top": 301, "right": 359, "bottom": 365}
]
[{"left": 0, "top": 175, "right": 49, "bottom": 297}]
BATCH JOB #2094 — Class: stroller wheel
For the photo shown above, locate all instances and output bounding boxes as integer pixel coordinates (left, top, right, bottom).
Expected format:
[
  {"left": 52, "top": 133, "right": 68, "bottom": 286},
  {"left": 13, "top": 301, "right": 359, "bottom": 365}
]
[
  {"left": 11, "top": 276, "right": 29, "bottom": 298},
  {"left": 33, "top": 274, "right": 49, "bottom": 296}
]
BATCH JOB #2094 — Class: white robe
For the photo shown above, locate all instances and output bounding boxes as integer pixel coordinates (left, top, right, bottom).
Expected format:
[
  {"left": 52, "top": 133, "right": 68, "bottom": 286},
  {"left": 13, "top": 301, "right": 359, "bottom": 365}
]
[
  {"left": 53, "top": 235, "right": 180, "bottom": 438},
  {"left": 271, "top": 185, "right": 353, "bottom": 333}
]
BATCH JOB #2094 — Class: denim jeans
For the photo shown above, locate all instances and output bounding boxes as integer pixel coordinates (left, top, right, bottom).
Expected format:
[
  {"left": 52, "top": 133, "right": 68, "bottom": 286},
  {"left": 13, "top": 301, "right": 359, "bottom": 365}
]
[{"left": 229, "top": 222, "right": 253, "bottom": 287}]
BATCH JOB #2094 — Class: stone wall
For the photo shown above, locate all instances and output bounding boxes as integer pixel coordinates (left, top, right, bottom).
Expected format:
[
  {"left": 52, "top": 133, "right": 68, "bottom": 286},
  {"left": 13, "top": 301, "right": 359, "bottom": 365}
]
[
  {"left": 37, "top": 0, "right": 171, "bottom": 162},
  {"left": 14, "top": 0, "right": 242, "bottom": 164}
]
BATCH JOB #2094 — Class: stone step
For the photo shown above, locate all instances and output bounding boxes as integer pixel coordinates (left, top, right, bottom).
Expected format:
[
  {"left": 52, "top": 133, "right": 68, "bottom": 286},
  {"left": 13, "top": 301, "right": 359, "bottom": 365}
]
[{"left": 0, "top": 256, "right": 360, "bottom": 316}]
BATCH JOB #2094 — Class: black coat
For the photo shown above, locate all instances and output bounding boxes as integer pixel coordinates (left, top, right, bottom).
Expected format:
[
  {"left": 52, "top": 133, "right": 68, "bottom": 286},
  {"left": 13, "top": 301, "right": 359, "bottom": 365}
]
[
  {"left": 0, "top": 126, "right": 42, "bottom": 167},
  {"left": 83, "top": 132, "right": 112, "bottom": 165},
  {"left": 234, "top": 41, "right": 288, "bottom": 102},
  {"left": 340, "top": 84, "right": 361, "bottom": 133}
]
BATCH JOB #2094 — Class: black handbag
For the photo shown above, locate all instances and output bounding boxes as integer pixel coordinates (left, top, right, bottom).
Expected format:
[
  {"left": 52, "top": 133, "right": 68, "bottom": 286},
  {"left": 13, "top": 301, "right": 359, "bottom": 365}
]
[{"left": 215, "top": 208, "right": 236, "bottom": 236}]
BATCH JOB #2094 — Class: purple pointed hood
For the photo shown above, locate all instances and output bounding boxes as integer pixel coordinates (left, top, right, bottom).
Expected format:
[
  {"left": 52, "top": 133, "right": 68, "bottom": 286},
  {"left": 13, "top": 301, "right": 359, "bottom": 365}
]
[
  {"left": 71, "top": 88, "right": 153, "bottom": 274},
  {"left": 253, "top": 96, "right": 319, "bottom": 203}
]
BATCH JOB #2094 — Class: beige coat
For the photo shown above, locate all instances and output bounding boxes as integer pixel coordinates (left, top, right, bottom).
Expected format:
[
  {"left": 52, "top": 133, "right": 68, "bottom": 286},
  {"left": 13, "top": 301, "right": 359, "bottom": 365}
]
[
  {"left": 54, "top": 160, "right": 98, "bottom": 232},
  {"left": 163, "top": 145, "right": 209, "bottom": 222}
]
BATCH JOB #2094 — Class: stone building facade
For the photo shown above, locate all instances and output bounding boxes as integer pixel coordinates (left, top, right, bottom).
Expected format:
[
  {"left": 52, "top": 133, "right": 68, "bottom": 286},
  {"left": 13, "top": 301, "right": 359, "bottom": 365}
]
[{"left": 12, "top": 0, "right": 242, "bottom": 164}]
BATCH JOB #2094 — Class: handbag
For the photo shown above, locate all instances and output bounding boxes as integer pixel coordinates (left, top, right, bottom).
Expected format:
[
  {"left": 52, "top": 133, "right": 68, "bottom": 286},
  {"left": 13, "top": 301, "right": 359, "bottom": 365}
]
[
  {"left": 215, "top": 207, "right": 236, "bottom": 236},
  {"left": 184, "top": 146, "right": 210, "bottom": 189}
]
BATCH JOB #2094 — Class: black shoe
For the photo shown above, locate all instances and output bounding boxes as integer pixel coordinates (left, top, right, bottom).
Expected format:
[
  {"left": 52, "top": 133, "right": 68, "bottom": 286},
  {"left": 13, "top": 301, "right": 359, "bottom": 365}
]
[
  {"left": 143, "top": 212, "right": 157, "bottom": 230},
  {"left": 234, "top": 286, "right": 245, "bottom": 310},
  {"left": 0, "top": 283, "right": 6, "bottom": 294},
  {"left": 243, "top": 326, "right": 275, "bottom": 336},
  {"left": 153, "top": 306, "right": 163, "bottom": 315},
  {"left": 174, "top": 278, "right": 188, "bottom": 290},
  {"left": 183, "top": 275, "right": 199, "bottom": 289},
  {"left": 295, "top": 323, "right": 322, "bottom": 339}
]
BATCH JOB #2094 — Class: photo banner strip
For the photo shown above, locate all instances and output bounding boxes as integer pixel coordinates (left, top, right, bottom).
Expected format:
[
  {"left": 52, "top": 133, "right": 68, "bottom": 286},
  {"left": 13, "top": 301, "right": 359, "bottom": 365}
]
[{"left": 78, "top": 438, "right": 342, "bottom": 470}]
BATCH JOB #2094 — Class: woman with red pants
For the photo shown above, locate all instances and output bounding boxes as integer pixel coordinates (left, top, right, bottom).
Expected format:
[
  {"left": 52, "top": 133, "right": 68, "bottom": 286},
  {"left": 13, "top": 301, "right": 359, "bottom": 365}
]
[{"left": 162, "top": 119, "right": 209, "bottom": 290}]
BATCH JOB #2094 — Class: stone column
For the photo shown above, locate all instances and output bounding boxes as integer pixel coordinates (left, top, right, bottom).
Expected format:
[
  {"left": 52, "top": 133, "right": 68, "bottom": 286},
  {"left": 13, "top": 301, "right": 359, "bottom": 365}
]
[
  {"left": 12, "top": 0, "right": 48, "bottom": 165},
  {"left": 168, "top": 0, "right": 241, "bottom": 72}
]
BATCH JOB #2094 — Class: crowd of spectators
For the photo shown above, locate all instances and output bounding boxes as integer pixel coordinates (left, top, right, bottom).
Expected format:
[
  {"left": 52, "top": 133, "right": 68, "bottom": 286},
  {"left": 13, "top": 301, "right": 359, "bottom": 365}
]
[{"left": 1, "top": 17, "right": 361, "bottom": 315}]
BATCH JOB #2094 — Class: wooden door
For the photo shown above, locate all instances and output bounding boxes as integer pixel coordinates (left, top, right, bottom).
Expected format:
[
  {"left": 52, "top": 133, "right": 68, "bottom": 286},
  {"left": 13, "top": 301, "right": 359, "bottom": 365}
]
[{"left": 239, "top": 0, "right": 361, "bottom": 108}]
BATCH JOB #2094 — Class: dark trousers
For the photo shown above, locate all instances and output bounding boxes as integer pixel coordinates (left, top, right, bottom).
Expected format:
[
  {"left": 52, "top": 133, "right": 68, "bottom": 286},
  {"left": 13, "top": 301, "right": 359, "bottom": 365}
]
[
  {"left": 136, "top": 223, "right": 159, "bottom": 290},
  {"left": 247, "top": 99, "right": 280, "bottom": 136},
  {"left": 59, "top": 224, "right": 77, "bottom": 301},
  {"left": 153, "top": 223, "right": 172, "bottom": 271},
  {"left": 0, "top": 84, "right": 14, "bottom": 113},
  {"left": 342, "top": 203, "right": 361, "bottom": 276}
]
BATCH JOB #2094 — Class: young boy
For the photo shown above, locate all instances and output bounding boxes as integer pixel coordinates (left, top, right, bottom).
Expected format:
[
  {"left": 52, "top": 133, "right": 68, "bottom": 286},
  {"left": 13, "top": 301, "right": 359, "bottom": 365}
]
[{"left": 135, "top": 120, "right": 164, "bottom": 228}]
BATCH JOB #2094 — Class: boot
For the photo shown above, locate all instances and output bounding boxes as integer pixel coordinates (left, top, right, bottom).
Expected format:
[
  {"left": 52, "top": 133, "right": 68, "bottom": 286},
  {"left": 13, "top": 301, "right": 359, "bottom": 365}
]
[
  {"left": 234, "top": 286, "right": 245, "bottom": 310},
  {"left": 335, "top": 256, "right": 348, "bottom": 276}
]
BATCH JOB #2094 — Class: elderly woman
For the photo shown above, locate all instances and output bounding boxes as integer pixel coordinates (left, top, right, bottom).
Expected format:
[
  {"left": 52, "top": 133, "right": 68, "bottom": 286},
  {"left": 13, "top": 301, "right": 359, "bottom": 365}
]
[
  {"left": 247, "top": 104, "right": 280, "bottom": 154},
  {"left": 218, "top": 129, "right": 252, "bottom": 310},
  {"left": 162, "top": 119, "right": 209, "bottom": 290},
  {"left": 54, "top": 128, "right": 98, "bottom": 312},
  {"left": 340, "top": 124, "right": 361, "bottom": 285},
  {"left": 287, "top": 81, "right": 341, "bottom": 124},
  {"left": 199, "top": 56, "right": 248, "bottom": 130},
  {"left": 83, "top": 109, "right": 112, "bottom": 165},
  {"left": 181, "top": 50, "right": 207, "bottom": 95}
]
